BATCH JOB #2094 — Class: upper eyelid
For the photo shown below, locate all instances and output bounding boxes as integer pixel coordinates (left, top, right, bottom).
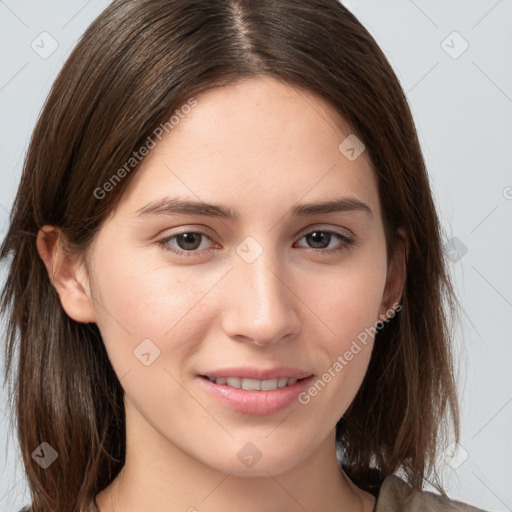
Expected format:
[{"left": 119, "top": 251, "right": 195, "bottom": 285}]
[
  {"left": 162, "top": 223, "right": 353, "bottom": 238},
  {"left": 160, "top": 226, "right": 353, "bottom": 248},
  {"left": 296, "top": 225, "right": 353, "bottom": 239}
]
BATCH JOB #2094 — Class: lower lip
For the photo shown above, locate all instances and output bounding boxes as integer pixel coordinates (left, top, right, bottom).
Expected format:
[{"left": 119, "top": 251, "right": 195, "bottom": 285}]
[{"left": 197, "top": 375, "right": 315, "bottom": 416}]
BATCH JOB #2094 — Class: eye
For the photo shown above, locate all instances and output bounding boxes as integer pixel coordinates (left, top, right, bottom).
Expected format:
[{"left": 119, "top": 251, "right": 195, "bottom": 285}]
[
  {"left": 295, "top": 229, "right": 354, "bottom": 253},
  {"left": 156, "top": 231, "right": 216, "bottom": 257},
  {"left": 156, "top": 228, "right": 354, "bottom": 258}
]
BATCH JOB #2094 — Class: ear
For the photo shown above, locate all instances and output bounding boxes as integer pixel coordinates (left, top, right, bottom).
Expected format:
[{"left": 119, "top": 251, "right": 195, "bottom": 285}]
[
  {"left": 36, "top": 225, "right": 97, "bottom": 323},
  {"left": 378, "top": 227, "right": 408, "bottom": 322}
]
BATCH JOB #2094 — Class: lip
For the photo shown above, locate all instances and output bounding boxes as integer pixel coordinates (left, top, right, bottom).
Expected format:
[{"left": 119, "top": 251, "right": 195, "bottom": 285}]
[
  {"left": 197, "top": 372, "right": 315, "bottom": 416},
  {"left": 199, "top": 366, "right": 313, "bottom": 380}
]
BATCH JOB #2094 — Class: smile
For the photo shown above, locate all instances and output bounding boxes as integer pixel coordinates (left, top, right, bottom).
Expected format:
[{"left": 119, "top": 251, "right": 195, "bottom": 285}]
[
  {"left": 198, "top": 374, "right": 315, "bottom": 415},
  {"left": 203, "top": 376, "right": 302, "bottom": 390}
]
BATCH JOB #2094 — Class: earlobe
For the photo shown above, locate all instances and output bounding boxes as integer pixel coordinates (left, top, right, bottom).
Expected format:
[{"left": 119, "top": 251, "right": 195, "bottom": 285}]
[
  {"left": 378, "top": 228, "right": 408, "bottom": 321},
  {"left": 36, "top": 225, "right": 97, "bottom": 324}
]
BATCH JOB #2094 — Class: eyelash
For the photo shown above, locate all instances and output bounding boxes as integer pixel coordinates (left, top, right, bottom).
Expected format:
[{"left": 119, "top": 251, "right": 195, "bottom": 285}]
[{"left": 156, "top": 229, "right": 354, "bottom": 258}]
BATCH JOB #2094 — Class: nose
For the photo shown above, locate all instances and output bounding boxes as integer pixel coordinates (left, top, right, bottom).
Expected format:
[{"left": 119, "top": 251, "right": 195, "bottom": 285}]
[{"left": 220, "top": 249, "right": 300, "bottom": 347}]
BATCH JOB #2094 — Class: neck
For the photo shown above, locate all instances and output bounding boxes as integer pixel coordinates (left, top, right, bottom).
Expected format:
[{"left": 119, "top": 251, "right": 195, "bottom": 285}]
[{"left": 96, "top": 400, "right": 374, "bottom": 512}]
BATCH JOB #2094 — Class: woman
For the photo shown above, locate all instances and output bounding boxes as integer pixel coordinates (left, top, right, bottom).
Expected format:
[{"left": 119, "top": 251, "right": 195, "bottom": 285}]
[{"left": 1, "top": 0, "right": 487, "bottom": 510}]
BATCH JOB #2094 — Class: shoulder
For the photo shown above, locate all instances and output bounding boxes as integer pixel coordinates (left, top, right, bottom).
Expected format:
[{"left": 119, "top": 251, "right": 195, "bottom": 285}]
[{"left": 374, "top": 475, "right": 489, "bottom": 512}]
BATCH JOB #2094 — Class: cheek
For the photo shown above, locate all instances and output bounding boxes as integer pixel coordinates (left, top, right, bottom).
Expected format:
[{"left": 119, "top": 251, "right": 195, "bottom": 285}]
[
  {"left": 299, "top": 257, "right": 387, "bottom": 345},
  {"left": 88, "top": 244, "right": 222, "bottom": 372},
  {"left": 294, "top": 253, "right": 387, "bottom": 409}
]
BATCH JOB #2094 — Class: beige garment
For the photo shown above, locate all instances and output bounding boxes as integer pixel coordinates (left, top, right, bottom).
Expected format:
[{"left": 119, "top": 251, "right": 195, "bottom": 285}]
[{"left": 374, "top": 475, "right": 489, "bottom": 512}]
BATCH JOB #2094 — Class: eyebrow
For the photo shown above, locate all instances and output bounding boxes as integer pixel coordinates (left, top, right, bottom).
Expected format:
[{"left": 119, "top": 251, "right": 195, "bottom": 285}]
[{"left": 135, "top": 196, "right": 373, "bottom": 220}]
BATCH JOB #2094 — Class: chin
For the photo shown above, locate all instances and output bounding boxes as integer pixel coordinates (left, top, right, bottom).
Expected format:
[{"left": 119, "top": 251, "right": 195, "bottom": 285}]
[{"left": 204, "top": 448, "right": 305, "bottom": 478}]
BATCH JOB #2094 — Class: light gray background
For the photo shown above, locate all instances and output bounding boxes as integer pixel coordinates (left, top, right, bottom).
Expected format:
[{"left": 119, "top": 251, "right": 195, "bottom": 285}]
[{"left": 1, "top": 1, "right": 511, "bottom": 510}]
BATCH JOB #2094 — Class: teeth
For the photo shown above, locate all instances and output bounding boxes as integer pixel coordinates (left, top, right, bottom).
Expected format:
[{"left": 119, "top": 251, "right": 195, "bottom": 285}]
[
  {"left": 242, "top": 378, "right": 261, "bottom": 390},
  {"left": 226, "top": 377, "right": 241, "bottom": 388},
  {"left": 210, "top": 377, "right": 301, "bottom": 390},
  {"left": 261, "top": 378, "right": 278, "bottom": 390},
  {"left": 277, "top": 377, "right": 288, "bottom": 388}
]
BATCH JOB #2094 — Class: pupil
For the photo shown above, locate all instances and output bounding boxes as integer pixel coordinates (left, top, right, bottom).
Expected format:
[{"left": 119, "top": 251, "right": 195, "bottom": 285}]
[
  {"left": 307, "top": 231, "right": 330, "bottom": 249},
  {"left": 177, "top": 233, "right": 201, "bottom": 250}
]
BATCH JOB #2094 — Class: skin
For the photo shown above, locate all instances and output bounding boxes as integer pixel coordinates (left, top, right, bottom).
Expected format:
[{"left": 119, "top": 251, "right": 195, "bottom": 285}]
[{"left": 37, "top": 76, "right": 407, "bottom": 512}]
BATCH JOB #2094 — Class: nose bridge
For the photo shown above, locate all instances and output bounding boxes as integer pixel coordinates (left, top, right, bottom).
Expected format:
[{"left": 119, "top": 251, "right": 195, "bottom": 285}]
[{"left": 221, "top": 241, "right": 297, "bottom": 345}]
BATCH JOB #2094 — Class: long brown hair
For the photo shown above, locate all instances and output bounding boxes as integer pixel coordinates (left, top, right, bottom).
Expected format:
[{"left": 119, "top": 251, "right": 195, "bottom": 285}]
[{"left": 1, "top": 0, "right": 461, "bottom": 510}]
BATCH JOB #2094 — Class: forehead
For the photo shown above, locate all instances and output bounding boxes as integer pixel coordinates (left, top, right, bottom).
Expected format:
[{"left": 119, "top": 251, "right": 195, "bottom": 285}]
[{"left": 117, "top": 76, "right": 380, "bottom": 219}]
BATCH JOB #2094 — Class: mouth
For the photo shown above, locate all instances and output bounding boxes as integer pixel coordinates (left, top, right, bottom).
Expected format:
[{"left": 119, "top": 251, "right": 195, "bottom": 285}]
[
  {"left": 199, "top": 375, "right": 312, "bottom": 391},
  {"left": 197, "top": 370, "right": 316, "bottom": 415}
]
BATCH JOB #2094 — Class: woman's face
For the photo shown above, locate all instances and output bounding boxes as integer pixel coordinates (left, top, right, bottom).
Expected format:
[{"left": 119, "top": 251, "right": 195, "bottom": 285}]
[{"left": 63, "top": 77, "right": 403, "bottom": 476}]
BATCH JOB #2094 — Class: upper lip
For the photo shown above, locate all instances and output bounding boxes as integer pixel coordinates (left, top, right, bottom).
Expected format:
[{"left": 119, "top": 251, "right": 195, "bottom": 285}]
[{"left": 200, "top": 366, "right": 314, "bottom": 381}]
